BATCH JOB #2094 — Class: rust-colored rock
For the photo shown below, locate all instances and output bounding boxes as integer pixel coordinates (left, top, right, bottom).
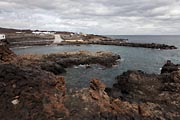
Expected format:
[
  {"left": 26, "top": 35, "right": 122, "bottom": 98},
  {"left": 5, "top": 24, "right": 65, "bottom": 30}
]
[
  {"left": 1, "top": 44, "right": 179, "bottom": 119},
  {"left": 0, "top": 64, "right": 68, "bottom": 120},
  {"left": 64, "top": 79, "right": 164, "bottom": 120},
  {"left": 106, "top": 63, "right": 180, "bottom": 120},
  {"left": 90, "top": 79, "right": 106, "bottom": 92}
]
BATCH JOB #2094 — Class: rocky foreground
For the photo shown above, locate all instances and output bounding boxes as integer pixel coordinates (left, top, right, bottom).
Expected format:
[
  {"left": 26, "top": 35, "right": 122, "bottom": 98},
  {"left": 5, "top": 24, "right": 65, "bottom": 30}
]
[{"left": 0, "top": 45, "right": 180, "bottom": 120}]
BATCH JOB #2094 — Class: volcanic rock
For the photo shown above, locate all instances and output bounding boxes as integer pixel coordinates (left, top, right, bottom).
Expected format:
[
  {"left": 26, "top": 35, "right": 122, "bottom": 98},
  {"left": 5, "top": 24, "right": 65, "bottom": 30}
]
[
  {"left": 60, "top": 40, "right": 177, "bottom": 50},
  {"left": 41, "top": 51, "right": 120, "bottom": 68},
  {"left": 0, "top": 64, "right": 68, "bottom": 120},
  {"left": 64, "top": 79, "right": 173, "bottom": 120},
  {"left": 0, "top": 44, "right": 16, "bottom": 62},
  {"left": 106, "top": 62, "right": 180, "bottom": 120},
  {"left": 161, "top": 60, "right": 180, "bottom": 74},
  {"left": 40, "top": 61, "right": 66, "bottom": 75}
]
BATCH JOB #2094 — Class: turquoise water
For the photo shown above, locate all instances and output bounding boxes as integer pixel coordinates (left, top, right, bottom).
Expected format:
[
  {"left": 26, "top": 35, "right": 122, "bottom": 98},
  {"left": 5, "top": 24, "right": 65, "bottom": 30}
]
[{"left": 12, "top": 35, "right": 180, "bottom": 89}]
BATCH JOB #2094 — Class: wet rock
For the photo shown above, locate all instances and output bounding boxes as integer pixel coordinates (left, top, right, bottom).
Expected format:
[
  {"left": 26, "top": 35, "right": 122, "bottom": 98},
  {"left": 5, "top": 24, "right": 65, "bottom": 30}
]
[
  {"left": 40, "top": 61, "right": 66, "bottom": 75},
  {"left": 60, "top": 40, "right": 177, "bottom": 50},
  {"left": 14, "top": 51, "right": 120, "bottom": 75},
  {"left": 107, "top": 62, "right": 180, "bottom": 120},
  {"left": 42, "top": 51, "right": 120, "bottom": 68},
  {"left": 161, "top": 60, "right": 180, "bottom": 74},
  {"left": 111, "top": 70, "right": 161, "bottom": 102}
]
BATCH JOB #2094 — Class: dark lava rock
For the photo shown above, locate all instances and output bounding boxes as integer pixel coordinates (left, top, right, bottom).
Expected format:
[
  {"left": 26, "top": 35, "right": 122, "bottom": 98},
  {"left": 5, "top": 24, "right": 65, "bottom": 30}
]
[
  {"left": 1, "top": 44, "right": 179, "bottom": 119},
  {"left": 42, "top": 51, "right": 120, "bottom": 68},
  {"left": 40, "top": 61, "right": 66, "bottom": 75},
  {"left": 1, "top": 58, "right": 179, "bottom": 119},
  {"left": 118, "top": 42, "right": 177, "bottom": 50},
  {"left": 0, "top": 64, "right": 68, "bottom": 120},
  {"left": 161, "top": 60, "right": 180, "bottom": 74},
  {"left": 106, "top": 62, "right": 180, "bottom": 120},
  {"left": 12, "top": 51, "right": 120, "bottom": 76},
  {"left": 64, "top": 79, "right": 172, "bottom": 120},
  {"left": 112, "top": 70, "right": 160, "bottom": 102},
  {"left": 60, "top": 40, "right": 177, "bottom": 50}
]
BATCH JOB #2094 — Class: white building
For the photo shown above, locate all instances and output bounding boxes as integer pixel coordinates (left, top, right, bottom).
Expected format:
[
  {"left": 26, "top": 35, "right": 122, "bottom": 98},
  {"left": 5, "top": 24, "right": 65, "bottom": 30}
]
[
  {"left": 32, "top": 31, "right": 55, "bottom": 35},
  {"left": 16, "top": 32, "right": 22, "bottom": 34},
  {"left": 0, "top": 34, "right": 6, "bottom": 40}
]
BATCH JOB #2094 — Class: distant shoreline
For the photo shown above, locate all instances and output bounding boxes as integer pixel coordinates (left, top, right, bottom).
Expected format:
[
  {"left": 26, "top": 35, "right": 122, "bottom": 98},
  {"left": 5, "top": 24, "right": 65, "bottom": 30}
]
[{"left": 0, "top": 27, "right": 177, "bottom": 50}]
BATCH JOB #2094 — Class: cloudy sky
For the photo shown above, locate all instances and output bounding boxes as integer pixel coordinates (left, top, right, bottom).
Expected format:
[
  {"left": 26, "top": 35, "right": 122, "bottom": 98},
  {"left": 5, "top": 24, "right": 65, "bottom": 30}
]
[{"left": 0, "top": 0, "right": 180, "bottom": 35}]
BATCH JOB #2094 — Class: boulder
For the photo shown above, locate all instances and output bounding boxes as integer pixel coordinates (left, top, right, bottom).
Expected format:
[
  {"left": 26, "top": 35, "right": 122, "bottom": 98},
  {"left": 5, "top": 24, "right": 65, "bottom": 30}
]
[{"left": 161, "top": 60, "right": 179, "bottom": 74}]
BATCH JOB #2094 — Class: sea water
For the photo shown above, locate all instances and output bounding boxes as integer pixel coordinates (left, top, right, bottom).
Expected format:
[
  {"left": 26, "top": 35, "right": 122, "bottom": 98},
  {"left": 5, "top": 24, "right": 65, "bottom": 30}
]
[{"left": 12, "top": 35, "right": 180, "bottom": 89}]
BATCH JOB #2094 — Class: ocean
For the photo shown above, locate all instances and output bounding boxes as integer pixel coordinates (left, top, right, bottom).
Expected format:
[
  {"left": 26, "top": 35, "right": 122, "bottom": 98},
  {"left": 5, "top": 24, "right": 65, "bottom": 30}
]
[{"left": 12, "top": 35, "right": 180, "bottom": 89}]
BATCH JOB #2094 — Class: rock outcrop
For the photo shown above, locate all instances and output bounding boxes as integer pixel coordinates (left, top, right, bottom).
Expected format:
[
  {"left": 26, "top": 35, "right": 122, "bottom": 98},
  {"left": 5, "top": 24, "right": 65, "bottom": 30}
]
[
  {"left": 60, "top": 40, "right": 177, "bottom": 50},
  {"left": 0, "top": 44, "right": 16, "bottom": 62},
  {"left": 106, "top": 63, "right": 180, "bottom": 120},
  {"left": 1, "top": 65, "right": 179, "bottom": 120},
  {"left": 161, "top": 60, "right": 180, "bottom": 74},
  {"left": 1, "top": 44, "right": 179, "bottom": 119},
  {"left": 0, "top": 64, "right": 68, "bottom": 120},
  {"left": 42, "top": 51, "right": 120, "bottom": 68},
  {"left": 64, "top": 79, "right": 174, "bottom": 120},
  {"left": 12, "top": 51, "right": 120, "bottom": 75},
  {"left": 40, "top": 61, "right": 66, "bottom": 75}
]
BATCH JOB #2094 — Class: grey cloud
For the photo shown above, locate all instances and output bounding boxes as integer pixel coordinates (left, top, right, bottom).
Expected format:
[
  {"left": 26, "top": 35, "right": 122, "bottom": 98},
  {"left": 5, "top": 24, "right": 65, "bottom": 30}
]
[{"left": 0, "top": 0, "right": 180, "bottom": 34}]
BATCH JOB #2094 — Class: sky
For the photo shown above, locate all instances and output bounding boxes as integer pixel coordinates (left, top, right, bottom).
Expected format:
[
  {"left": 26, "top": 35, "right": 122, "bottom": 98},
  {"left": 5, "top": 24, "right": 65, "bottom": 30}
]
[{"left": 0, "top": 0, "right": 180, "bottom": 35}]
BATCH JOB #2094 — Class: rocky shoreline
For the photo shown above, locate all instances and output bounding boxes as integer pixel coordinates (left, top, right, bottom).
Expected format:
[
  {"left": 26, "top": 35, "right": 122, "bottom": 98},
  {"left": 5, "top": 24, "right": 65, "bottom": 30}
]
[
  {"left": 0, "top": 45, "right": 180, "bottom": 119},
  {"left": 0, "top": 27, "right": 177, "bottom": 50},
  {"left": 13, "top": 50, "right": 120, "bottom": 75},
  {"left": 59, "top": 40, "right": 177, "bottom": 50},
  {"left": 105, "top": 61, "right": 180, "bottom": 119}
]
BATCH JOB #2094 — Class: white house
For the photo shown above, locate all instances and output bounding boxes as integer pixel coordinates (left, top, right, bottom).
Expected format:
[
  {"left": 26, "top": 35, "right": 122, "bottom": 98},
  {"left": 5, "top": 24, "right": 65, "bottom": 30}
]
[
  {"left": 16, "top": 32, "right": 26, "bottom": 34},
  {"left": 0, "top": 34, "right": 6, "bottom": 40}
]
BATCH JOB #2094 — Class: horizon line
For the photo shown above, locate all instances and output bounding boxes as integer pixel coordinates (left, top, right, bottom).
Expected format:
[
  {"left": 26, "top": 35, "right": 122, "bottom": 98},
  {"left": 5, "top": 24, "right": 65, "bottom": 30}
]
[{"left": 1, "top": 27, "right": 180, "bottom": 36}]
